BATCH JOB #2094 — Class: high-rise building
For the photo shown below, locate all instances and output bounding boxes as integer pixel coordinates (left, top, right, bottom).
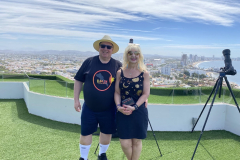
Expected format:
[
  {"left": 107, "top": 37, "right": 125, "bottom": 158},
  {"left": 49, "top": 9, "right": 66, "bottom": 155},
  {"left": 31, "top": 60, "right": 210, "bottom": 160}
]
[
  {"left": 181, "top": 54, "right": 188, "bottom": 66},
  {"left": 193, "top": 55, "right": 198, "bottom": 62},
  {"left": 189, "top": 54, "right": 193, "bottom": 61}
]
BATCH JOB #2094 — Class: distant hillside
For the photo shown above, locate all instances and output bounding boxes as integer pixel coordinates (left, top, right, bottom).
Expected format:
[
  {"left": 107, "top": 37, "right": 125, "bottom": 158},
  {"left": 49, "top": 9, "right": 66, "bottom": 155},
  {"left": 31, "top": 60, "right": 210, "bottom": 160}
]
[{"left": 0, "top": 50, "right": 180, "bottom": 58}]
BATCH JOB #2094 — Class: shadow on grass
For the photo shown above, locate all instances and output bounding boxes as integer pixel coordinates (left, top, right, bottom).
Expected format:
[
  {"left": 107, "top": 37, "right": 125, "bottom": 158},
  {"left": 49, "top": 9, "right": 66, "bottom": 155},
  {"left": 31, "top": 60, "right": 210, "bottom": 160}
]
[{"left": 200, "top": 143, "right": 216, "bottom": 160}]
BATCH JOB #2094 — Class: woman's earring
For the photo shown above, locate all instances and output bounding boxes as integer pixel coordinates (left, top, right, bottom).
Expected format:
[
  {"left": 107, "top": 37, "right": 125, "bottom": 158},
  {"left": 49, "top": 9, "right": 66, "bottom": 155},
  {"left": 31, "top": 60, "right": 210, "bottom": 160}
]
[
  {"left": 127, "top": 64, "right": 128, "bottom": 68},
  {"left": 138, "top": 63, "right": 140, "bottom": 69}
]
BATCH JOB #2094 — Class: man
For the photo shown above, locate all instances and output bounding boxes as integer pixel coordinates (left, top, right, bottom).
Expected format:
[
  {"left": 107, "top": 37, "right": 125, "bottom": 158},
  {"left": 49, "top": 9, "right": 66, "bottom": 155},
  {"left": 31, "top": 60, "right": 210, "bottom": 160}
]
[{"left": 74, "top": 35, "right": 122, "bottom": 160}]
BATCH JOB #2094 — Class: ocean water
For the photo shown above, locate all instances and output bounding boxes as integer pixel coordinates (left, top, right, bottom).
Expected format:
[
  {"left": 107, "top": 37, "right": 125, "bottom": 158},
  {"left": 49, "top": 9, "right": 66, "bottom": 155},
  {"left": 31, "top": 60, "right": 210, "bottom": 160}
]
[{"left": 198, "top": 61, "right": 240, "bottom": 86}]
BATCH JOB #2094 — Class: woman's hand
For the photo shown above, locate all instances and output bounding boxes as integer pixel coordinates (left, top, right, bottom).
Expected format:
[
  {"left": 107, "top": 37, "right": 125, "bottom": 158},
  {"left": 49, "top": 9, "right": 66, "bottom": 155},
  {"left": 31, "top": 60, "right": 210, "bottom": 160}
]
[
  {"left": 118, "top": 105, "right": 133, "bottom": 115},
  {"left": 122, "top": 105, "right": 135, "bottom": 113}
]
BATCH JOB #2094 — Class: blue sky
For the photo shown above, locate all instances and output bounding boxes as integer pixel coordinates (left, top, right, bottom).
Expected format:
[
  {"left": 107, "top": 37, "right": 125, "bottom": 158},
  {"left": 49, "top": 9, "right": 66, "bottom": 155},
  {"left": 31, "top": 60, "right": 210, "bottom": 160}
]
[{"left": 0, "top": 0, "right": 240, "bottom": 57}]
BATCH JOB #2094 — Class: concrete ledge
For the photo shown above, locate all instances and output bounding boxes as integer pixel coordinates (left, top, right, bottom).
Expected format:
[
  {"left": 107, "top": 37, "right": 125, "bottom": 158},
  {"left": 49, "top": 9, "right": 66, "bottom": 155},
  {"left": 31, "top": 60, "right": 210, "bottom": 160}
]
[{"left": 1, "top": 82, "right": 240, "bottom": 136}]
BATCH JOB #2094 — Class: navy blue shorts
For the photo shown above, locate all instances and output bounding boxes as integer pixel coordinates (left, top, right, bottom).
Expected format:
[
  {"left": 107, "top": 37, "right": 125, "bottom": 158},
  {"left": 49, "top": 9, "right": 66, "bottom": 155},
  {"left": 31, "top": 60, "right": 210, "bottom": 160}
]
[{"left": 81, "top": 103, "right": 116, "bottom": 136}]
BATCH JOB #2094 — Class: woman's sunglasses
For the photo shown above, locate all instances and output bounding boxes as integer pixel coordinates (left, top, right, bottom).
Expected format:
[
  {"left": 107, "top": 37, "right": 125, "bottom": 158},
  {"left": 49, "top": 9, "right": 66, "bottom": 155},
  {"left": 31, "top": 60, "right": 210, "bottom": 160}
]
[
  {"left": 100, "top": 44, "right": 113, "bottom": 49},
  {"left": 128, "top": 51, "right": 140, "bottom": 56}
]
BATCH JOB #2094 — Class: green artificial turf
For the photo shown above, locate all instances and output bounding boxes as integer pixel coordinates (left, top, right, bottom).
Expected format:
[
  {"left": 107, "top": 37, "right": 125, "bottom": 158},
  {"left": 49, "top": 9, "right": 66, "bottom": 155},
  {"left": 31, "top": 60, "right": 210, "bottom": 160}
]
[{"left": 1, "top": 99, "right": 240, "bottom": 160}]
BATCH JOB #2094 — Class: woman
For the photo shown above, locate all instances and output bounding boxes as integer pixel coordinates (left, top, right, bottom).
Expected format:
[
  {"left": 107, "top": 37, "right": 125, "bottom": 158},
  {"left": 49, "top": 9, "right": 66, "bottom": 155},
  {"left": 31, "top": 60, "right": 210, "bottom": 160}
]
[{"left": 114, "top": 43, "right": 150, "bottom": 160}]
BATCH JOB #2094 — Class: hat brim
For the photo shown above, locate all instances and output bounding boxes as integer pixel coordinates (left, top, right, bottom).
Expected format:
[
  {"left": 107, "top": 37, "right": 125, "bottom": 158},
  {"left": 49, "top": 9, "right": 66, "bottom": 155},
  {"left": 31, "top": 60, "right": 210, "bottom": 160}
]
[{"left": 93, "top": 39, "right": 119, "bottom": 54}]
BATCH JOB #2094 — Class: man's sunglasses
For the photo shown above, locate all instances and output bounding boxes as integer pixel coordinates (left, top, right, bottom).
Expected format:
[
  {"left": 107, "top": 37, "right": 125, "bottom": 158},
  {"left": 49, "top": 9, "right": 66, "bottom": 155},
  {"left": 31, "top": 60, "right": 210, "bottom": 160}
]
[
  {"left": 128, "top": 51, "right": 140, "bottom": 56},
  {"left": 100, "top": 44, "right": 113, "bottom": 49}
]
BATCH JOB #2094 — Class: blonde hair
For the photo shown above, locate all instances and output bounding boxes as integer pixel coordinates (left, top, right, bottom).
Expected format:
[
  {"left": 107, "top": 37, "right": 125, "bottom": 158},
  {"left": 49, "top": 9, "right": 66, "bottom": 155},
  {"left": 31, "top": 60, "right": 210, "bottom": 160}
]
[{"left": 122, "top": 44, "right": 147, "bottom": 72}]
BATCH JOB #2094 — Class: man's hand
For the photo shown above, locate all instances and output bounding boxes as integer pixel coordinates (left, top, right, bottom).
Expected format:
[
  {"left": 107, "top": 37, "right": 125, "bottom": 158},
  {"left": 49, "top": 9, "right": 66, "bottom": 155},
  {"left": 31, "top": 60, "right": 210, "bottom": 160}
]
[{"left": 74, "top": 101, "right": 81, "bottom": 112}]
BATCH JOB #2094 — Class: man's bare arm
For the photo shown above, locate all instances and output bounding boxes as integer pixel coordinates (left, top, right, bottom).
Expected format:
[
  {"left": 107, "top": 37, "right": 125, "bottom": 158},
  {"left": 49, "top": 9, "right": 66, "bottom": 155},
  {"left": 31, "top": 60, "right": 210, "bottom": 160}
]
[{"left": 74, "top": 80, "right": 83, "bottom": 112}]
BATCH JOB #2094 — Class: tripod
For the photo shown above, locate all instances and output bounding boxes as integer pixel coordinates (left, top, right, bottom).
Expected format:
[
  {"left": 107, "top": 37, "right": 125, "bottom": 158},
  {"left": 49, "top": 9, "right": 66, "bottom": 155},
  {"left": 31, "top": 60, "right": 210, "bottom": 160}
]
[
  {"left": 191, "top": 71, "right": 240, "bottom": 160},
  {"left": 94, "top": 118, "right": 163, "bottom": 157}
]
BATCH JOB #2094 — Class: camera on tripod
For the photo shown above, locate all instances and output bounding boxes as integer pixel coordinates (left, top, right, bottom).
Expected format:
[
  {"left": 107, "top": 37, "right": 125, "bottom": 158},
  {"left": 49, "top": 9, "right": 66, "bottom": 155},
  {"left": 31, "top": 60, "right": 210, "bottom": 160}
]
[
  {"left": 191, "top": 49, "right": 240, "bottom": 160},
  {"left": 221, "top": 49, "right": 237, "bottom": 75}
]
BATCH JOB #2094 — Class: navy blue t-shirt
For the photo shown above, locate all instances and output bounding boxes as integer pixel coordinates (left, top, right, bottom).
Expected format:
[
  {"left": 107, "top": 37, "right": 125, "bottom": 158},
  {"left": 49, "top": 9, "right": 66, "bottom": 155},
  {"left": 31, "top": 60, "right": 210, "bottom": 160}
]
[{"left": 74, "top": 55, "right": 122, "bottom": 112}]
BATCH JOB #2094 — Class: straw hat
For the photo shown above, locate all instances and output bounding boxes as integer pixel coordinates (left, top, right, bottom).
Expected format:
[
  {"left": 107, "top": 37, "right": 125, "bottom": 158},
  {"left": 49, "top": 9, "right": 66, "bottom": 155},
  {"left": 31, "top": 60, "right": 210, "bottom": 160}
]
[{"left": 93, "top": 35, "right": 119, "bottom": 54}]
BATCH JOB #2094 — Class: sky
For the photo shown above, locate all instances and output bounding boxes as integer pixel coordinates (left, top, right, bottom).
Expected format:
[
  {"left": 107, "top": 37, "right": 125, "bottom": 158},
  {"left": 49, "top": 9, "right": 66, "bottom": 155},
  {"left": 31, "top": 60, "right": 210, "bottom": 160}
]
[{"left": 0, "top": 0, "right": 240, "bottom": 57}]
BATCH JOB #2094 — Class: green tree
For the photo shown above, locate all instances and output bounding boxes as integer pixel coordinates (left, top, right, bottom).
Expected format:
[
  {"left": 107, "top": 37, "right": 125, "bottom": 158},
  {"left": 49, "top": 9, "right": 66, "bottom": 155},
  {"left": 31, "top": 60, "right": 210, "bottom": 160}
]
[
  {"left": 199, "top": 74, "right": 206, "bottom": 79},
  {"left": 192, "top": 72, "right": 198, "bottom": 78},
  {"left": 184, "top": 70, "right": 190, "bottom": 76}
]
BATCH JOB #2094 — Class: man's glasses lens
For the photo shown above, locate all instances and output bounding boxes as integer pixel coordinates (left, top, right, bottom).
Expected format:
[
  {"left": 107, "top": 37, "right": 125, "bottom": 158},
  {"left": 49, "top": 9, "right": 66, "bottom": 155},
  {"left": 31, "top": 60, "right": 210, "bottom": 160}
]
[
  {"left": 128, "top": 51, "right": 140, "bottom": 56},
  {"left": 100, "top": 44, "right": 112, "bottom": 49}
]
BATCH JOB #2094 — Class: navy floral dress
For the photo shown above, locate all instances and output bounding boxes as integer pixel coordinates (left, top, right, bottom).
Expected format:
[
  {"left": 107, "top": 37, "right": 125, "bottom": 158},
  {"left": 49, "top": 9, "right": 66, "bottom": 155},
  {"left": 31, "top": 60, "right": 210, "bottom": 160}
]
[{"left": 116, "top": 69, "right": 148, "bottom": 139}]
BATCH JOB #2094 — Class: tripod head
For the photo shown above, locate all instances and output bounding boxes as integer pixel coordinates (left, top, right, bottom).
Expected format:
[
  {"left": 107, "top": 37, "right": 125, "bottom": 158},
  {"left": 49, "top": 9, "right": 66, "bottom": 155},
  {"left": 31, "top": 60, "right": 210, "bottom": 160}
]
[{"left": 220, "top": 49, "right": 237, "bottom": 75}]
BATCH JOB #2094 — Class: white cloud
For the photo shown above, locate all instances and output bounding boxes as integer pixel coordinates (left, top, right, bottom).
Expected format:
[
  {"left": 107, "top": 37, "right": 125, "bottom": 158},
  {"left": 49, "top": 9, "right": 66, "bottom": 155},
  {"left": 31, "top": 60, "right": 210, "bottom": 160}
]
[
  {"left": 0, "top": 0, "right": 240, "bottom": 41},
  {"left": 1, "top": 25, "right": 158, "bottom": 40},
  {"left": 157, "top": 43, "right": 240, "bottom": 49},
  {"left": 161, "top": 44, "right": 223, "bottom": 49},
  {"left": 0, "top": 0, "right": 142, "bottom": 27},
  {"left": 75, "top": 0, "right": 240, "bottom": 26},
  {"left": 0, "top": 34, "right": 18, "bottom": 40}
]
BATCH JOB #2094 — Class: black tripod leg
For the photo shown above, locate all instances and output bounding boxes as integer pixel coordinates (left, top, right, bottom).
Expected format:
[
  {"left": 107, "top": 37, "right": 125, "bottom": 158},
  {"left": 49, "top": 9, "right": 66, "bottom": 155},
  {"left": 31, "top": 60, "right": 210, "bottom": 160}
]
[
  {"left": 94, "top": 143, "right": 99, "bottom": 155},
  {"left": 191, "top": 78, "right": 220, "bottom": 132},
  {"left": 219, "top": 78, "right": 223, "bottom": 98},
  {"left": 191, "top": 77, "right": 222, "bottom": 160},
  {"left": 148, "top": 118, "right": 162, "bottom": 157},
  {"left": 224, "top": 76, "right": 240, "bottom": 113}
]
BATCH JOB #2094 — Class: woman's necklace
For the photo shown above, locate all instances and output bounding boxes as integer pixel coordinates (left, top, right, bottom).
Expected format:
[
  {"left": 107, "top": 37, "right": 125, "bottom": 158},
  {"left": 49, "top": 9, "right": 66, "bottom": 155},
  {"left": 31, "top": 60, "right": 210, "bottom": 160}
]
[{"left": 128, "top": 68, "right": 134, "bottom": 76}]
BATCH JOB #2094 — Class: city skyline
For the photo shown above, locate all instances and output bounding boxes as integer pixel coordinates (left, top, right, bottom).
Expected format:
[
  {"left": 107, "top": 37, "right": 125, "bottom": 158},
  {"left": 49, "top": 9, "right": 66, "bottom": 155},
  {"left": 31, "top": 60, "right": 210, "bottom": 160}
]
[{"left": 1, "top": 0, "right": 240, "bottom": 57}]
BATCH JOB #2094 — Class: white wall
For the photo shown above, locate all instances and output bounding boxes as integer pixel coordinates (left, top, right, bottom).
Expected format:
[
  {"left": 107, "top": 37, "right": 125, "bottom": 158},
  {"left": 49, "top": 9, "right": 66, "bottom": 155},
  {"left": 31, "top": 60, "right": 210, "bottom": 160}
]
[
  {"left": 22, "top": 82, "right": 83, "bottom": 125},
  {"left": 0, "top": 82, "right": 24, "bottom": 99},
  {"left": 224, "top": 105, "right": 240, "bottom": 136},
  {"left": 147, "top": 104, "right": 226, "bottom": 131},
  {"left": 1, "top": 82, "right": 240, "bottom": 136}
]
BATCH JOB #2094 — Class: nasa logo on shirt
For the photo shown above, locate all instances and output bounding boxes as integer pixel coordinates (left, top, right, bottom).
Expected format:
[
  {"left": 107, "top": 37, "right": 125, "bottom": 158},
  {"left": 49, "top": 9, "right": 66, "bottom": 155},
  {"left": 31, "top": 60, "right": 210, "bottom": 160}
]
[{"left": 93, "top": 70, "right": 115, "bottom": 91}]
